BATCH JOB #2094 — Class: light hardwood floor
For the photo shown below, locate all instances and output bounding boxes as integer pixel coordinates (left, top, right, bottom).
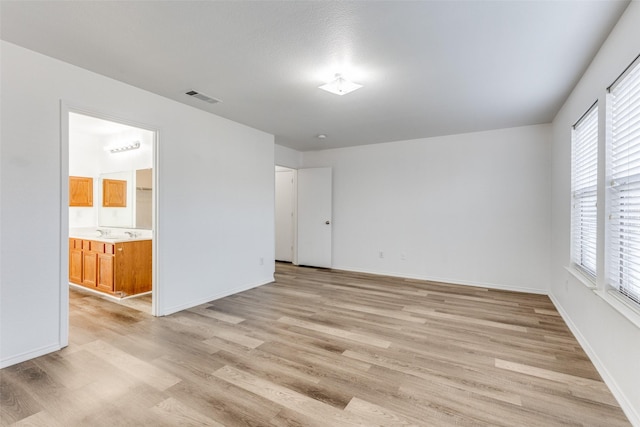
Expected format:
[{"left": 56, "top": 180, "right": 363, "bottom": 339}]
[{"left": 1, "top": 263, "right": 630, "bottom": 426}]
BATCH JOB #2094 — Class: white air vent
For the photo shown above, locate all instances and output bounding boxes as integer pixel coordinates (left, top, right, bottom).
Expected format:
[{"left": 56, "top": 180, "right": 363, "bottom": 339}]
[{"left": 185, "top": 90, "right": 221, "bottom": 104}]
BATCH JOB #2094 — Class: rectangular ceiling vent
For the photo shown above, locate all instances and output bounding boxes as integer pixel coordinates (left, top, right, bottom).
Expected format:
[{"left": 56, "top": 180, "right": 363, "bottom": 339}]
[{"left": 185, "top": 90, "right": 221, "bottom": 104}]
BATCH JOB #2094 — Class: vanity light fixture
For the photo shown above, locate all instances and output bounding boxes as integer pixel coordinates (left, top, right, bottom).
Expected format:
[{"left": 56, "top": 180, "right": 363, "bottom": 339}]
[
  {"left": 319, "top": 74, "right": 362, "bottom": 96},
  {"left": 109, "top": 141, "right": 141, "bottom": 154}
]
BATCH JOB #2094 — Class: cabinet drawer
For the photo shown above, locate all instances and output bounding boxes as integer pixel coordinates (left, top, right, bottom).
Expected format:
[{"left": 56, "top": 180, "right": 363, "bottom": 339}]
[
  {"left": 70, "top": 238, "right": 83, "bottom": 249},
  {"left": 104, "top": 243, "right": 114, "bottom": 255},
  {"left": 90, "top": 241, "right": 105, "bottom": 253},
  {"left": 81, "top": 240, "right": 105, "bottom": 253}
]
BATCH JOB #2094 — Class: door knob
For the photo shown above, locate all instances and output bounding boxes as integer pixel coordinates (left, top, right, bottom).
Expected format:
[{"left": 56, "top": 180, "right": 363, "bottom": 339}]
[{"left": 325, "top": 220, "right": 331, "bottom": 225}]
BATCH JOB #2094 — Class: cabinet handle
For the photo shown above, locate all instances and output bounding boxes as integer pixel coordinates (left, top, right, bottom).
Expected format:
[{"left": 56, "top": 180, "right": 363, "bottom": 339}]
[{"left": 117, "top": 248, "right": 123, "bottom": 252}]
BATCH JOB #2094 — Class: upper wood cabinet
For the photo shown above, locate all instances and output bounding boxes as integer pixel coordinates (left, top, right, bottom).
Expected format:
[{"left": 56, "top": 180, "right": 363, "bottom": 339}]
[
  {"left": 103, "top": 178, "right": 127, "bottom": 207},
  {"left": 69, "top": 176, "right": 93, "bottom": 207}
]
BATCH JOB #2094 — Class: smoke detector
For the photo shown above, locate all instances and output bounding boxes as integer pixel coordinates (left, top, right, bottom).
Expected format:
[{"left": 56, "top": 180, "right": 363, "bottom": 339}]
[{"left": 185, "top": 90, "right": 221, "bottom": 104}]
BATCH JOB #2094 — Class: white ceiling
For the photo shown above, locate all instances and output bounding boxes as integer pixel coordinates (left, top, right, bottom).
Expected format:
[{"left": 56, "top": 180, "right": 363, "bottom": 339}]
[{"left": 0, "top": 1, "right": 630, "bottom": 151}]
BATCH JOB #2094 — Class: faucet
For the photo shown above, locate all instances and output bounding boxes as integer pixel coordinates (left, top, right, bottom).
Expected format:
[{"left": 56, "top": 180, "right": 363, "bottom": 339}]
[
  {"left": 125, "top": 231, "right": 137, "bottom": 238},
  {"left": 96, "top": 229, "right": 104, "bottom": 237}
]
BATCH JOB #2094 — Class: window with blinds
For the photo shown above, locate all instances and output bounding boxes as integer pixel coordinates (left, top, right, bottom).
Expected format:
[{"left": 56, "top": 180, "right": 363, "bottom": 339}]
[
  {"left": 607, "top": 55, "right": 640, "bottom": 306},
  {"left": 571, "top": 104, "right": 598, "bottom": 279}
]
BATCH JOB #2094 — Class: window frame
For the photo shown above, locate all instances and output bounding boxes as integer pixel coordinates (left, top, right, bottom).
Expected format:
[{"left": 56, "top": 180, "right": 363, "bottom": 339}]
[
  {"left": 570, "top": 102, "right": 599, "bottom": 282},
  {"left": 605, "top": 53, "right": 640, "bottom": 310}
]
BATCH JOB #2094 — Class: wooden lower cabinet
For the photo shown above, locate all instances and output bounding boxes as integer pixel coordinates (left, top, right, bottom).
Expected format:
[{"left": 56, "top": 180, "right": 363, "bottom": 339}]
[
  {"left": 96, "top": 252, "right": 114, "bottom": 293},
  {"left": 69, "top": 239, "right": 83, "bottom": 284},
  {"left": 82, "top": 251, "right": 98, "bottom": 287},
  {"left": 114, "top": 240, "right": 152, "bottom": 295},
  {"left": 69, "top": 238, "right": 151, "bottom": 297}
]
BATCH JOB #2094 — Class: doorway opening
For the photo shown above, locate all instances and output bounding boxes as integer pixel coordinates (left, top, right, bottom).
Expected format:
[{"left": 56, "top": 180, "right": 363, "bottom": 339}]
[
  {"left": 275, "top": 166, "right": 297, "bottom": 264},
  {"left": 67, "top": 111, "right": 157, "bottom": 317},
  {"left": 274, "top": 165, "right": 333, "bottom": 268}
]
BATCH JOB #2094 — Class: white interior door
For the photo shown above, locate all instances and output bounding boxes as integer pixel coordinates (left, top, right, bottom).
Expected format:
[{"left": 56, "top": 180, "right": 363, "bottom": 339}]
[
  {"left": 297, "top": 167, "right": 332, "bottom": 268},
  {"left": 275, "top": 169, "right": 294, "bottom": 262}
]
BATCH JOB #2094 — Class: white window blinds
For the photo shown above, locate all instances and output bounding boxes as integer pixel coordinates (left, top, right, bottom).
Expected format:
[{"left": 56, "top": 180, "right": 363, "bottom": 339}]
[
  {"left": 571, "top": 104, "right": 598, "bottom": 278},
  {"left": 608, "top": 55, "right": 640, "bottom": 306}
]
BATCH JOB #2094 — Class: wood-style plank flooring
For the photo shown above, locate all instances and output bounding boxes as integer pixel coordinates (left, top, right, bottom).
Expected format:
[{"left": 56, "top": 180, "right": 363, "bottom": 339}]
[{"left": 1, "top": 263, "right": 630, "bottom": 426}]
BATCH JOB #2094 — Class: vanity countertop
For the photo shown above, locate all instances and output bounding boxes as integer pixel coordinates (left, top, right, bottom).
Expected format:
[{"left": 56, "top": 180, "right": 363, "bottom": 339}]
[
  {"left": 69, "top": 234, "right": 151, "bottom": 243},
  {"left": 69, "top": 228, "right": 152, "bottom": 243}
]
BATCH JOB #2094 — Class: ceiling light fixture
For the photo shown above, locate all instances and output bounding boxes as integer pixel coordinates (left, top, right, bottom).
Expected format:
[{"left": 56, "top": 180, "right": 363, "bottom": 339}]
[
  {"left": 319, "top": 74, "right": 362, "bottom": 96},
  {"left": 317, "top": 134, "right": 327, "bottom": 139},
  {"left": 109, "top": 141, "right": 140, "bottom": 154}
]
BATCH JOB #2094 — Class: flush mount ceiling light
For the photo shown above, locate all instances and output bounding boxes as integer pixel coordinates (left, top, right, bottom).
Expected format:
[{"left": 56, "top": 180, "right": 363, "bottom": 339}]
[
  {"left": 109, "top": 141, "right": 140, "bottom": 153},
  {"left": 318, "top": 74, "right": 362, "bottom": 96}
]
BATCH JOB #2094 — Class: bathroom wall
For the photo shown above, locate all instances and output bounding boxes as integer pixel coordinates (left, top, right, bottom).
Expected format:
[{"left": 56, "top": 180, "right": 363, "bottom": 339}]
[{"left": 69, "top": 120, "right": 153, "bottom": 229}]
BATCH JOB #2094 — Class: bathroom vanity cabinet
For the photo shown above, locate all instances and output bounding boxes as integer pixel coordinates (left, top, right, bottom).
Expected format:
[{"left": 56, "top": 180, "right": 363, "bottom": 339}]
[{"left": 69, "top": 238, "right": 151, "bottom": 296}]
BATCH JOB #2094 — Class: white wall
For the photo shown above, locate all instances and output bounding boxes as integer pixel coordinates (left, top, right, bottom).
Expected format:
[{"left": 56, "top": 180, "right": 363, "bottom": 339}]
[
  {"left": 69, "top": 131, "right": 102, "bottom": 176},
  {"left": 0, "top": 41, "right": 275, "bottom": 367},
  {"left": 302, "top": 124, "right": 551, "bottom": 293},
  {"left": 550, "top": 2, "right": 640, "bottom": 424},
  {"left": 275, "top": 144, "right": 302, "bottom": 169},
  {"left": 69, "top": 131, "right": 102, "bottom": 227}
]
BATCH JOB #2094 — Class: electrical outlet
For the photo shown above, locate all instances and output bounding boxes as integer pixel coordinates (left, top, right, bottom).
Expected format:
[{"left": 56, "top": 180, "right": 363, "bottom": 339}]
[
  {"left": 259, "top": 257, "right": 264, "bottom": 266},
  {"left": 401, "top": 252, "right": 406, "bottom": 261},
  {"left": 379, "top": 251, "right": 384, "bottom": 259}
]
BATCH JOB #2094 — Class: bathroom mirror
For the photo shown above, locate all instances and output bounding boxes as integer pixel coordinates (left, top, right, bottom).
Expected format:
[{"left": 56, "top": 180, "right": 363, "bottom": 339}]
[
  {"left": 135, "top": 168, "right": 153, "bottom": 229},
  {"left": 98, "top": 168, "right": 152, "bottom": 229}
]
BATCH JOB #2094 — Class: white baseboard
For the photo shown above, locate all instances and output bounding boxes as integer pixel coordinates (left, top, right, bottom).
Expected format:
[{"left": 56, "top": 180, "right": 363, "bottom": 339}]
[
  {"left": 549, "top": 293, "right": 640, "bottom": 427},
  {"left": 1, "top": 343, "right": 62, "bottom": 369},
  {"left": 160, "top": 276, "right": 274, "bottom": 316},
  {"left": 331, "top": 264, "right": 548, "bottom": 295}
]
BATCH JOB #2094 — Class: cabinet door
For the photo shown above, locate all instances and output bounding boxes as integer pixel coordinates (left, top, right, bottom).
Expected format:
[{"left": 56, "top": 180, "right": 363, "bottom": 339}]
[
  {"left": 82, "top": 251, "right": 98, "bottom": 287},
  {"left": 97, "top": 253, "right": 114, "bottom": 293},
  {"left": 114, "top": 241, "right": 152, "bottom": 295},
  {"left": 69, "top": 176, "right": 93, "bottom": 207},
  {"left": 69, "top": 246, "right": 83, "bottom": 284},
  {"left": 103, "top": 179, "right": 127, "bottom": 207}
]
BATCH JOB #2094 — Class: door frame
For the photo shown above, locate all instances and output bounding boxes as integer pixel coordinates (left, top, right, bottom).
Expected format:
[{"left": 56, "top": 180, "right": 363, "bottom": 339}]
[{"left": 59, "top": 101, "right": 160, "bottom": 348}]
